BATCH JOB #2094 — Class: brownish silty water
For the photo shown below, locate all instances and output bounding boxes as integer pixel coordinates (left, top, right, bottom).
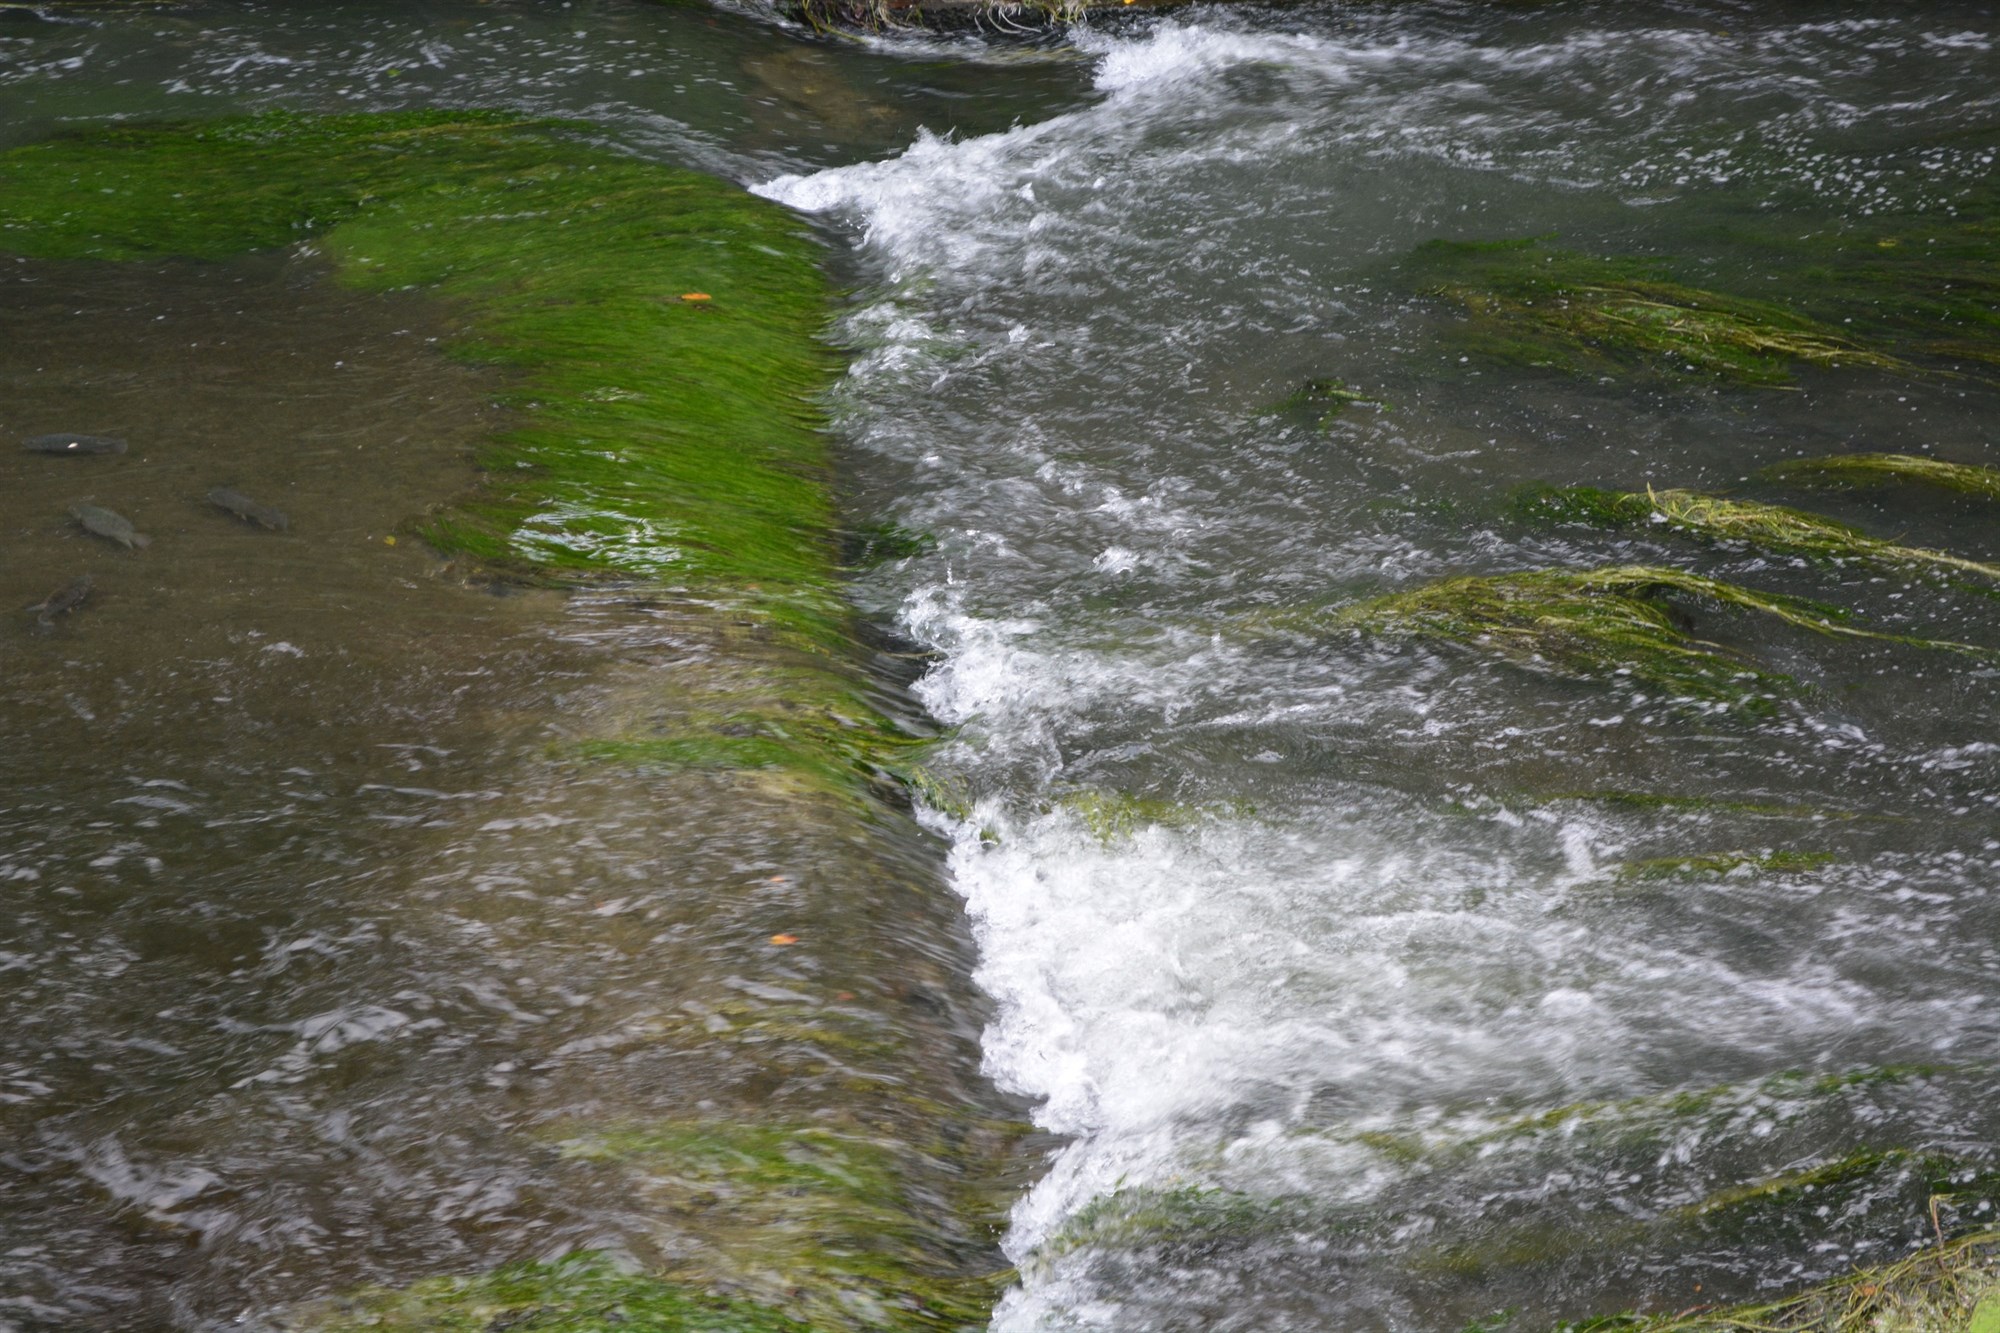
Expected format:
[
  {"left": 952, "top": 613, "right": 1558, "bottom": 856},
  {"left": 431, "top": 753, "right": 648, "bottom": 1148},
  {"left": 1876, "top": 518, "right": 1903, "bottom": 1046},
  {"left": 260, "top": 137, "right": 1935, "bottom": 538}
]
[{"left": 7, "top": 2, "right": 2000, "bottom": 1331}]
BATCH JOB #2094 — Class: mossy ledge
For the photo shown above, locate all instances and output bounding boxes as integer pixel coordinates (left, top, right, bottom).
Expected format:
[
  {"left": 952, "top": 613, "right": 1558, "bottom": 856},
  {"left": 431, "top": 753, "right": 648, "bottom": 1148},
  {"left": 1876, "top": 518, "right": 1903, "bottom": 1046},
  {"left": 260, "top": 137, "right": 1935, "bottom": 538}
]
[
  {"left": 1261, "top": 564, "right": 1988, "bottom": 714},
  {"left": 0, "top": 110, "right": 933, "bottom": 796},
  {"left": 1, "top": 113, "right": 1008, "bottom": 1328}
]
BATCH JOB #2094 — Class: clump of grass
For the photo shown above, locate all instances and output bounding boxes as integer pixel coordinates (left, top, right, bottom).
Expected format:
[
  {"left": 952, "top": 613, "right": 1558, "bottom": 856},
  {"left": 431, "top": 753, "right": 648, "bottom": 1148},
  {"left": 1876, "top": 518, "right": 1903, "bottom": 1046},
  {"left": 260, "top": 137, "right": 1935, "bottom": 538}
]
[
  {"left": 1407, "top": 238, "right": 1908, "bottom": 387},
  {"left": 1520, "top": 484, "right": 2000, "bottom": 587},
  {"left": 1553, "top": 1230, "right": 2000, "bottom": 1332},
  {"left": 1280, "top": 564, "right": 1983, "bottom": 710},
  {"left": 1761, "top": 454, "right": 2000, "bottom": 503}
]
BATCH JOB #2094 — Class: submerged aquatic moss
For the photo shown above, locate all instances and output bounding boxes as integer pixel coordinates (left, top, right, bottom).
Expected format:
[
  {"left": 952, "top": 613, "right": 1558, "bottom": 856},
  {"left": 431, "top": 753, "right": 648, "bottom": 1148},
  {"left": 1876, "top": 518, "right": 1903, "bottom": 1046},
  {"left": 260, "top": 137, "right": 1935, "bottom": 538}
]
[
  {"left": 0, "top": 110, "right": 844, "bottom": 644},
  {"left": 1406, "top": 238, "right": 1906, "bottom": 387},
  {"left": 1051, "top": 790, "right": 1252, "bottom": 842},
  {"left": 1035, "top": 1184, "right": 1361, "bottom": 1266},
  {"left": 0, "top": 111, "right": 944, "bottom": 795},
  {"left": 1519, "top": 485, "right": 2000, "bottom": 587},
  {"left": 1352, "top": 1065, "right": 1942, "bottom": 1170},
  {"left": 1271, "top": 376, "right": 1391, "bottom": 426},
  {"left": 291, "top": 1251, "right": 815, "bottom": 1333},
  {"left": 554, "top": 1121, "right": 1008, "bottom": 1333},
  {"left": 1277, "top": 564, "right": 1982, "bottom": 710},
  {"left": 1613, "top": 849, "right": 1836, "bottom": 881},
  {"left": 1761, "top": 453, "right": 2000, "bottom": 503}
]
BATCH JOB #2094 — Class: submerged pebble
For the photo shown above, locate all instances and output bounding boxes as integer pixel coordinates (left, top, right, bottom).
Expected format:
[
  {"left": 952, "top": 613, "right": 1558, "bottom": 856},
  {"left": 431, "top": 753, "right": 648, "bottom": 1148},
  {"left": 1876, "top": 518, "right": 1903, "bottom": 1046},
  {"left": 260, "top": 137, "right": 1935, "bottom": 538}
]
[
  {"left": 70, "top": 503, "right": 150, "bottom": 550},
  {"left": 23, "top": 433, "right": 128, "bottom": 456},
  {"left": 208, "top": 486, "right": 290, "bottom": 531}
]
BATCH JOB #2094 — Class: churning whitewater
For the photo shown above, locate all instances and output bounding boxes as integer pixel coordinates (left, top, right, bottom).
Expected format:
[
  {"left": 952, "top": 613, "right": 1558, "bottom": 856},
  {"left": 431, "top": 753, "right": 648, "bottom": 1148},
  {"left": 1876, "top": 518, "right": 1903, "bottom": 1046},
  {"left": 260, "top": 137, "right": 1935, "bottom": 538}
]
[{"left": 764, "top": 8, "right": 2000, "bottom": 1330}]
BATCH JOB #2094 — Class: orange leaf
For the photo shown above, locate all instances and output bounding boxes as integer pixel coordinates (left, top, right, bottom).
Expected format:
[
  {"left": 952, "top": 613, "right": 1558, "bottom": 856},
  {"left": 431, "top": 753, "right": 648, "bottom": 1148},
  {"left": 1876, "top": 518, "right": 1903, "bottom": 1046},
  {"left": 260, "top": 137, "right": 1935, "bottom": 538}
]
[
  {"left": 769, "top": 933, "right": 799, "bottom": 945},
  {"left": 680, "top": 292, "right": 712, "bottom": 302}
]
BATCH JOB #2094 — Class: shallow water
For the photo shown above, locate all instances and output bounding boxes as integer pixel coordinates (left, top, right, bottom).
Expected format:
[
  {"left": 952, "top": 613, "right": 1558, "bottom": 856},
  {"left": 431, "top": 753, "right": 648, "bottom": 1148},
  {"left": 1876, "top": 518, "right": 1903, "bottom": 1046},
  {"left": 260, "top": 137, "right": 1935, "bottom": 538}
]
[
  {"left": 762, "top": 3, "right": 2000, "bottom": 1328},
  {"left": 5, "top": 0, "right": 2000, "bottom": 1330}
]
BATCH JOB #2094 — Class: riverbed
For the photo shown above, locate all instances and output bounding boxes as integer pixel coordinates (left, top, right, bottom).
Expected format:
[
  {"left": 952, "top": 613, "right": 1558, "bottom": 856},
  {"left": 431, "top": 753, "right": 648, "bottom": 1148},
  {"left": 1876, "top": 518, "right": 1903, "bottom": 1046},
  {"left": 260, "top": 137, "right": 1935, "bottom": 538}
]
[{"left": 4, "top": 2, "right": 2000, "bottom": 1330}]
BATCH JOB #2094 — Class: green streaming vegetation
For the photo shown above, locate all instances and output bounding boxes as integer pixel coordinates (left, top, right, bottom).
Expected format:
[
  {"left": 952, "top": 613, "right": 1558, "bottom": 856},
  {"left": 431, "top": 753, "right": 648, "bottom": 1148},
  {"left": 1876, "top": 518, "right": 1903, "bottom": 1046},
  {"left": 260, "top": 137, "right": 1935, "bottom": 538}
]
[
  {"left": 1405, "top": 238, "right": 1906, "bottom": 387},
  {"left": 553, "top": 1121, "right": 1011, "bottom": 1333},
  {"left": 1267, "top": 564, "right": 1985, "bottom": 712},
  {"left": 291, "top": 1253, "right": 818, "bottom": 1333},
  {"left": 1760, "top": 453, "right": 2000, "bottom": 503},
  {"left": 1516, "top": 485, "right": 2000, "bottom": 587}
]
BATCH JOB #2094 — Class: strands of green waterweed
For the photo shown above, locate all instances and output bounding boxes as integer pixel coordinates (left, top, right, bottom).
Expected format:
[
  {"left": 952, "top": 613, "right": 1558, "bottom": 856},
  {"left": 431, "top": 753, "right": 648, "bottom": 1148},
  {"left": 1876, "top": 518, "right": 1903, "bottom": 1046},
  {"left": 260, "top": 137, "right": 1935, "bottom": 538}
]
[
  {"left": 1761, "top": 453, "right": 2000, "bottom": 502},
  {"left": 1408, "top": 239, "right": 1910, "bottom": 387},
  {"left": 1524, "top": 485, "right": 2000, "bottom": 585},
  {"left": 1299, "top": 564, "right": 1985, "bottom": 708}
]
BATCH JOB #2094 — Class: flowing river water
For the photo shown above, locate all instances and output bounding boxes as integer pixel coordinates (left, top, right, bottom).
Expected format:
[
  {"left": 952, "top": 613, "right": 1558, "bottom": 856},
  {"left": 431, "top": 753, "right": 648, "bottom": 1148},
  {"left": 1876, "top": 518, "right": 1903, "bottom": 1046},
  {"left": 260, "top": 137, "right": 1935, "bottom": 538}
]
[{"left": 5, "top": 2, "right": 2000, "bottom": 1330}]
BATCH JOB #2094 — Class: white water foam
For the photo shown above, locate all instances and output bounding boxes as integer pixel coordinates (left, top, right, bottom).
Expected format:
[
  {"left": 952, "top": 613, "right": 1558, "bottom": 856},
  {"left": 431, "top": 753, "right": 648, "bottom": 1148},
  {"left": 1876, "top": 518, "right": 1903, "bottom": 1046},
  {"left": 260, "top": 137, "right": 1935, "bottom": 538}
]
[{"left": 763, "top": 13, "right": 2000, "bottom": 1327}]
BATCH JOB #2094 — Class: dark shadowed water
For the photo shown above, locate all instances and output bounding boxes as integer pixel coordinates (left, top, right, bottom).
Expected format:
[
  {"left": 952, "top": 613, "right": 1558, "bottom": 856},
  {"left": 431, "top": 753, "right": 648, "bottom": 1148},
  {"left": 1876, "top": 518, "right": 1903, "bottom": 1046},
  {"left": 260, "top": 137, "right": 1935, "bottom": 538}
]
[{"left": 6, "top": 1, "right": 2000, "bottom": 1330}]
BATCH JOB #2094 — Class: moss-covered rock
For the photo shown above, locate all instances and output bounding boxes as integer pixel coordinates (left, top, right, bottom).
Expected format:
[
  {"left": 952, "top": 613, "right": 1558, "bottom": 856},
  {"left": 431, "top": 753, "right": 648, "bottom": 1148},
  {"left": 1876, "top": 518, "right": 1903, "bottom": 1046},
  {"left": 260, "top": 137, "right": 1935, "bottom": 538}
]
[{"left": 1261, "top": 563, "right": 1987, "bottom": 713}]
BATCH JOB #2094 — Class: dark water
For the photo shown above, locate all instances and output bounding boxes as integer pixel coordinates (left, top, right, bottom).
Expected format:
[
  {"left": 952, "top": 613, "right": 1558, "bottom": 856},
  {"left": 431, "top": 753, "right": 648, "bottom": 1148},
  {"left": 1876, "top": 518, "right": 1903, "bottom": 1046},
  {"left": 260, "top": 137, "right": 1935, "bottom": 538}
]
[{"left": 6, "top": 1, "right": 2000, "bottom": 1330}]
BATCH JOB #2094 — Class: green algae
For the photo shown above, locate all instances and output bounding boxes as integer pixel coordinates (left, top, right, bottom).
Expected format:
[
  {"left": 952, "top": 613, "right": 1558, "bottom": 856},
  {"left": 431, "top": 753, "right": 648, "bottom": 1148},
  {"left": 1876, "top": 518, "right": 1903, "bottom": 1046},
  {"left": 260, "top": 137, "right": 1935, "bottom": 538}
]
[
  {"left": 1357, "top": 1065, "right": 1942, "bottom": 1168},
  {"left": 0, "top": 111, "right": 936, "bottom": 803},
  {"left": 1422, "top": 1147, "right": 2000, "bottom": 1286},
  {"left": 1034, "top": 1184, "right": 1363, "bottom": 1266},
  {"left": 1406, "top": 238, "right": 1907, "bottom": 387},
  {"left": 553, "top": 1120, "right": 1009, "bottom": 1333},
  {"left": 1274, "top": 563, "right": 1986, "bottom": 711},
  {"left": 0, "top": 110, "right": 845, "bottom": 644},
  {"left": 1761, "top": 454, "right": 2000, "bottom": 504},
  {"left": 1051, "top": 790, "right": 1252, "bottom": 842},
  {"left": 1548, "top": 1230, "right": 2000, "bottom": 1333},
  {"left": 1613, "top": 849, "right": 1836, "bottom": 881},
  {"left": 1538, "top": 791, "right": 1831, "bottom": 818},
  {"left": 844, "top": 522, "right": 939, "bottom": 569},
  {"left": 1271, "top": 376, "right": 1391, "bottom": 426},
  {"left": 1518, "top": 485, "right": 2000, "bottom": 588},
  {"left": 287, "top": 1251, "right": 816, "bottom": 1333}
]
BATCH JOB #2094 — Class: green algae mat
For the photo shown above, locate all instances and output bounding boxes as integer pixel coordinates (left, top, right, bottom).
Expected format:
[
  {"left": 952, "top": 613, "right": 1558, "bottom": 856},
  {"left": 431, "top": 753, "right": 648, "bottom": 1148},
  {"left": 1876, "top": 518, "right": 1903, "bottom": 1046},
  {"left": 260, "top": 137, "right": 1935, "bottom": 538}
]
[
  {"left": 0, "top": 110, "right": 844, "bottom": 644},
  {"left": 0, "top": 110, "right": 943, "bottom": 803}
]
